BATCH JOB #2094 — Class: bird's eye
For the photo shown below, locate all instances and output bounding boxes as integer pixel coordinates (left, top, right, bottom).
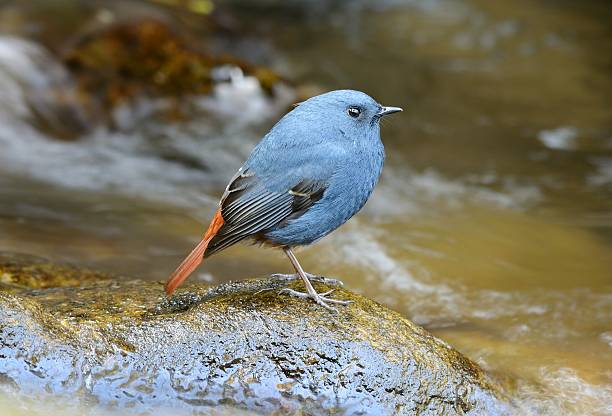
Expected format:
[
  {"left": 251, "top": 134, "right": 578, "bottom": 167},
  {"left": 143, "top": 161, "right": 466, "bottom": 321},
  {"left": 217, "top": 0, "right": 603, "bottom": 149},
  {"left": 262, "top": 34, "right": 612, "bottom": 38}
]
[{"left": 347, "top": 107, "right": 361, "bottom": 118}]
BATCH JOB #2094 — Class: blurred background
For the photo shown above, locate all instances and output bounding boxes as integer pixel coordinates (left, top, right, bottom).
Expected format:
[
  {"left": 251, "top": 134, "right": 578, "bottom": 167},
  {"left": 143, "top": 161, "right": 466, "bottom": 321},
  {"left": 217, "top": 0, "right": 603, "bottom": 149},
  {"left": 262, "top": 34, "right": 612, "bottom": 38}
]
[{"left": 0, "top": 0, "right": 611, "bottom": 414}]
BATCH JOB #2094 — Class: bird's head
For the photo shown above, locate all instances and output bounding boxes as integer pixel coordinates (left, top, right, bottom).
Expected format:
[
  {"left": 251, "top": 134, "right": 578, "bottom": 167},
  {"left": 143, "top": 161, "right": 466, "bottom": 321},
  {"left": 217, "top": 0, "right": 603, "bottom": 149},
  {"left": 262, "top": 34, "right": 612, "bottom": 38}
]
[{"left": 290, "top": 89, "right": 402, "bottom": 140}]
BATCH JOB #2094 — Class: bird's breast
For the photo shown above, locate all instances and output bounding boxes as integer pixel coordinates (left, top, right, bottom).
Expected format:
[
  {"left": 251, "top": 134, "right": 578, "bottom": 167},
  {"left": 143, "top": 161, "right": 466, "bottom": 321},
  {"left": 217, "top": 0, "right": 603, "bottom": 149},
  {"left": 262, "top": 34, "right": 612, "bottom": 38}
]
[
  {"left": 261, "top": 139, "right": 384, "bottom": 247},
  {"left": 333, "top": 144, "right": 384, "bottom": 216}
]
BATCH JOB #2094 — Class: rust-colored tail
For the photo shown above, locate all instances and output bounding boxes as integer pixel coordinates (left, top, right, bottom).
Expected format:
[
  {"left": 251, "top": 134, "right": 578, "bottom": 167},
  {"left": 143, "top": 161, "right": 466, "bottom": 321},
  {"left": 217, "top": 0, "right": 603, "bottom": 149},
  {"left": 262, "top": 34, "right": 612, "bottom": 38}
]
[{"left": 165, "top": 209, "right": 225, "bottom": 296}]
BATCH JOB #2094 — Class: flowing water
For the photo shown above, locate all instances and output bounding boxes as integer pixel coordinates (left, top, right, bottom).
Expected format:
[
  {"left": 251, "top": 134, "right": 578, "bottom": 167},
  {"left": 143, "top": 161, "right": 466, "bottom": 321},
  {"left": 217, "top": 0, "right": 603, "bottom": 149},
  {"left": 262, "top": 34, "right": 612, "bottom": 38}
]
[{"left": 0, "top": 0, "right": 611, "bottom": 414}]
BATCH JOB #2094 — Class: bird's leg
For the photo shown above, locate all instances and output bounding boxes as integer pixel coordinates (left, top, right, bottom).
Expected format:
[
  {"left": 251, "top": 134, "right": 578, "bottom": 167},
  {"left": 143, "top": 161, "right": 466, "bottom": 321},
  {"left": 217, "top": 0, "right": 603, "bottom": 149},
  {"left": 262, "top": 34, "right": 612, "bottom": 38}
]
[
  {"left": 278, "top": 247, "right": 352, "bottom": 311},
  {"left": 271, "top": 272, "right": 344, "bottom": 287}
]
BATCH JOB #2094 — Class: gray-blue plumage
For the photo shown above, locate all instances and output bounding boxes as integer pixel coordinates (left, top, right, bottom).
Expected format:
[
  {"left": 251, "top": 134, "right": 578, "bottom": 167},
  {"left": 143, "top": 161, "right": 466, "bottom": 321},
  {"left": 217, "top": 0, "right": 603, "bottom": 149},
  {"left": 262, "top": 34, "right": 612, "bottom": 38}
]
[
  {"left": 166, "top": 89, "right": 401, "bottom": 308},
  {"left": 206, "top": 90, "right": 393, "bottom": 255}
]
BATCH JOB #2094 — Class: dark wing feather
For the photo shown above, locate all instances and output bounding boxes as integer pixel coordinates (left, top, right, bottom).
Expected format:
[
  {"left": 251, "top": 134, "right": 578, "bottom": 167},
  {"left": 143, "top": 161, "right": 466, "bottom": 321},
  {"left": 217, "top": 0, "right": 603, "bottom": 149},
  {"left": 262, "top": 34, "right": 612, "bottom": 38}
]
[
  {"left": 205, "top": 168, "right": 326, "bottom": 256},
  {"left": 278, "top": 180, "right": 326, "bottom": 227}
]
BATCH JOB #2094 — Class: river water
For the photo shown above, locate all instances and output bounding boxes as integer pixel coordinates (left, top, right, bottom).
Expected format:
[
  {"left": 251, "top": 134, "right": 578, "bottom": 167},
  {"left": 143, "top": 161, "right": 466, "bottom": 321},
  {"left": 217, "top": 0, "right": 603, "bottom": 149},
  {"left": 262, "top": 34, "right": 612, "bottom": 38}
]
[{"left": 0, "top": 0, "right": 611, "bottom": 414}]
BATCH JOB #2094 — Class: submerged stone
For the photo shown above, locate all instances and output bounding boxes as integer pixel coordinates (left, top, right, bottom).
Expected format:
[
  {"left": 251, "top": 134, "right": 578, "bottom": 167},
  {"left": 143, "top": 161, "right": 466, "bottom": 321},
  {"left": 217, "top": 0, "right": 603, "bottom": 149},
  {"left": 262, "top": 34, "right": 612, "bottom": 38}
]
[{"left": 0, "top": 253, "right": 509, "bottom": 415}]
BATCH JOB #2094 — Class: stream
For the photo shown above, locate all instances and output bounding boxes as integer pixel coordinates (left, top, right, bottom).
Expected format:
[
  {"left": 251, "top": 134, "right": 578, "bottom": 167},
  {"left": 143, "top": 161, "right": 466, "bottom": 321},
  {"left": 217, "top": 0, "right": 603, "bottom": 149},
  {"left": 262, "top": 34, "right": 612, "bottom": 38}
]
[{"left": 0, "top": 0, "right": 611, "bottom": 414}]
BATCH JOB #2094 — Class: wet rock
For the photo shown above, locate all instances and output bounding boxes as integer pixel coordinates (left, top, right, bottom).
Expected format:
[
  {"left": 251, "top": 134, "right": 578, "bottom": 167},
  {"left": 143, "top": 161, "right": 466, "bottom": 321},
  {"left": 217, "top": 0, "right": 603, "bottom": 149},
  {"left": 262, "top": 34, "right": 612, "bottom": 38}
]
[
  {"left": 63, "top": 19, "right": 291, "bottom": 123},
  {"left": 0, "top": 253, "right": 509, "bottom": 415},
  {"left": 0, "top": 252, "right": 112, "bottom": 291}
]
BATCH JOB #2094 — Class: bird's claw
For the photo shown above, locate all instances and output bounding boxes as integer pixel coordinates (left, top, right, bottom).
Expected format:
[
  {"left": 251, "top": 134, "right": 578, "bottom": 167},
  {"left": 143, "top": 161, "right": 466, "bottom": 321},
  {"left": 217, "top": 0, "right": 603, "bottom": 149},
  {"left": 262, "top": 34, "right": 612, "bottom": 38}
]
[
  {"left": 279, "top": 288, "right": 353, "bottom": 312},
  {"left": 271, "top": 273, "right": 344, "bottom": 287}
]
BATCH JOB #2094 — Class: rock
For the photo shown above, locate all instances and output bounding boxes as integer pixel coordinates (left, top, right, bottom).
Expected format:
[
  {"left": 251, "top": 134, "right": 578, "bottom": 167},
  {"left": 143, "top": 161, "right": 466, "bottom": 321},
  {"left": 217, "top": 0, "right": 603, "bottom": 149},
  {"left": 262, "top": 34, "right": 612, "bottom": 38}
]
[
  {"left": 0, "top": 252, "right": 112, "bottom": 291},
  {"left": 0, "top": 253, "right": 509, "bottom": 415},
  {"left": 64, "top": 20, "right": 288, "bottom": 116},
  {"left": 58, "top": 18, "right": 304, "bottom": 131}
]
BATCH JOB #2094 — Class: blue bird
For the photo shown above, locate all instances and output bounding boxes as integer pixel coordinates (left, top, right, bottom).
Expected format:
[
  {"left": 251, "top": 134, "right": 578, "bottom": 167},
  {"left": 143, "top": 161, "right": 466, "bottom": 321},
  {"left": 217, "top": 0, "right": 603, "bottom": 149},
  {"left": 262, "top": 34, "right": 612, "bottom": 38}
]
[{"left": 165, "top": 90, "right": 402, "bottom": 309}]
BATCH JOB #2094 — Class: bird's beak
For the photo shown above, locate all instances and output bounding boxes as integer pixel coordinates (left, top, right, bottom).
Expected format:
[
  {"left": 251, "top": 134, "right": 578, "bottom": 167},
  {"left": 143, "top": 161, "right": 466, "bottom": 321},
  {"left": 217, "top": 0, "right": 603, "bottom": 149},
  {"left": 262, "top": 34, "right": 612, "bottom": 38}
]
[{"left": 378, "top": 106, "right": 403, "bottom": 117}]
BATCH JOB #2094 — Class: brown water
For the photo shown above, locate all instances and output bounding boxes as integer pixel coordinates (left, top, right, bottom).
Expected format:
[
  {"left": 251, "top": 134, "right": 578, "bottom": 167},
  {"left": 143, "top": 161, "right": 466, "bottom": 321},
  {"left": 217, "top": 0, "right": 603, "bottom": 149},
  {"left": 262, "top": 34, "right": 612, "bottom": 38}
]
[{"left": 0, "top": 0, "right": 611, "bottom": 414}]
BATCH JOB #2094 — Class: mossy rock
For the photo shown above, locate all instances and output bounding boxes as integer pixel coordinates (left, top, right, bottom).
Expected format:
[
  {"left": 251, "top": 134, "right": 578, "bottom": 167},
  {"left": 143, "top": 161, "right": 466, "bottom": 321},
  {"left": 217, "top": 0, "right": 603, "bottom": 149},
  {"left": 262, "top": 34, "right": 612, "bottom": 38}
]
[
  {"left": 64, "top": 19, "right": 284, "bottom": 109},
  {"left": 0, "top": 252, "right": 112, "bottom": 291},
  {"left": 0, "top": 252, "right": 510, "bottom": 415}
]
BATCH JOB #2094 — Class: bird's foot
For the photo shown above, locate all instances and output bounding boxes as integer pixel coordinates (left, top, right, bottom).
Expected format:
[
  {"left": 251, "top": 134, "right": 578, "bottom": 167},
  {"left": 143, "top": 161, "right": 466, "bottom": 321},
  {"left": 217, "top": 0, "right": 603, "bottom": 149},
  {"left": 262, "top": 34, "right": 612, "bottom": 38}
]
[
  {"left": 271, "top": 273, "right": 344, "bottom": 287},
  {"left": 279, "top": 288, "right": 352, "bottom": 312}
]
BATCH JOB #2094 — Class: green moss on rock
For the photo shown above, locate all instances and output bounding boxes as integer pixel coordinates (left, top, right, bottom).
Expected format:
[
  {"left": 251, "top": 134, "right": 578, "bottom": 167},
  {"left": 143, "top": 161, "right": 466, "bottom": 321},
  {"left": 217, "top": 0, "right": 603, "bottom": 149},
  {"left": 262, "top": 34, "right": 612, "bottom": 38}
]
[{"left": 0, "top": 252, "right": 111, "bottom": 291}]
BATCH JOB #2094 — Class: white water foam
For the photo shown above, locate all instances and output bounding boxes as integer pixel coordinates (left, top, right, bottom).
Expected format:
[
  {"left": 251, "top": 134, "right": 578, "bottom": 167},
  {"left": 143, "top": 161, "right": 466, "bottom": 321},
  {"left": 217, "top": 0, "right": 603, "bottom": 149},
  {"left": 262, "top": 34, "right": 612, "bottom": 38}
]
[
  {"left": 364, "top": 168, "right": 542, "bottom": 220},
  {"left": 323, "top": 221, "right": 611, "bottom": 339},
  {"left": 514, "top": 367, "right": 612, "bottom": 416}
]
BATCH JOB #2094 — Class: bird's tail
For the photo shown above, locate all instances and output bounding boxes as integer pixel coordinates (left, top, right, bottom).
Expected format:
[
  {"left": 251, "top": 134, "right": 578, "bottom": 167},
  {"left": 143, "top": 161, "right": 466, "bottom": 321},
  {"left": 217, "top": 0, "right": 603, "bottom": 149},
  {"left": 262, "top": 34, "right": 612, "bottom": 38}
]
[{"left": 164, "top": 209, "right": 225, "bottom": 296}]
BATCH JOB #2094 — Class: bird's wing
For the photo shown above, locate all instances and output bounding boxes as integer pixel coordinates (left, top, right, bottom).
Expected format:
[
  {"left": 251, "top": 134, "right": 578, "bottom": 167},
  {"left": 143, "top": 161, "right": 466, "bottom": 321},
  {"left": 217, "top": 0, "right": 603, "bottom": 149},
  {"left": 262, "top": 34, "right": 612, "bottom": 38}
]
[
  {"left": 204, "top": 167, "right": 327, "bottom": 256},
  {"left": 165, "top": 137, "right": 343, "bottom": 295}
]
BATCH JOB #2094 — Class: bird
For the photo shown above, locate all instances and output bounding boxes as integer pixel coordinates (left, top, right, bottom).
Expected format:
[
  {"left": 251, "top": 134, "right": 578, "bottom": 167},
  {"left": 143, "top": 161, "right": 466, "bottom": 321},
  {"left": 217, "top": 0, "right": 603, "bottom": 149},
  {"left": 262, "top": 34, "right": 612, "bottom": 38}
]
[{"left": 165, "top": 89, "right": 402, "bottom": 310}]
